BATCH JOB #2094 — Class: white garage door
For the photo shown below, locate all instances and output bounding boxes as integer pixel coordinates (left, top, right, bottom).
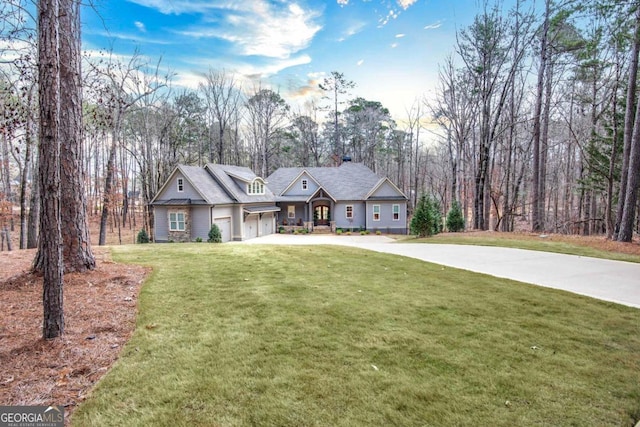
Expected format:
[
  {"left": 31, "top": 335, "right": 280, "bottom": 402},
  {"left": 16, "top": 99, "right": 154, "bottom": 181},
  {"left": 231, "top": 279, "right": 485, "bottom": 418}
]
[
  {"left": 213, "top": 217, "right": 232, "bottom": 242},
  {"left": 262, "top": 213, "right": 274, "bottom": 236},
  {"left": 244, "top": 214, "right": 258, "bottom": 239}
]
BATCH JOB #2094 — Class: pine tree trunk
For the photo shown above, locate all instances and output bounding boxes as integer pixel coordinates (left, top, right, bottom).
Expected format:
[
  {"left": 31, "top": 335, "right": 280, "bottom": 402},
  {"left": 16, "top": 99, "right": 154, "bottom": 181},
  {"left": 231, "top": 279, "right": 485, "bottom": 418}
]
[
  {"left": 19, "top": 99, "right": 33, "bottom": 249},
  {"left": 27, "top": 160, "right": 39, "bottom": 249},
  {"left": 532, "top": 0, "right": 549, "bottom": 233},
  {"left": 618, "top": 104, "right": 640, "bottom": 242},
  {"left": 37, "top": 0, "right": 64, "bottom": 339},
  {"left": 615, "top": 6, "right": 640, "bottom": 239},
  {"left": 99, "top": 137, "right": 117, "bottom": 245},
  {"left": 59, "top": 0, "right": 95, "bottom": 271}
]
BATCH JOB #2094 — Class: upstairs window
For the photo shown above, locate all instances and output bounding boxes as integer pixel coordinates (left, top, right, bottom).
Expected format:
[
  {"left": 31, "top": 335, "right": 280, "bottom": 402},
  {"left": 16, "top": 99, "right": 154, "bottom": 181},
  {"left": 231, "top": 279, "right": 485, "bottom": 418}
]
[
  {"left": 247, "top": 180, "right": 265, "bottom": 195},
  {"left": 373, "top": 205, "right": 380, "bottom": 221},
  {"left": 177, "top": 178, "right": 184, "bottom": 192},
  {"left": 302, "top": 179, "right": 308, "bottom": 190},
  {"left": 169, "top": 212, "right": 185, "bottom": 231},
  {"left": 393, "top": 204, "right": 400, "bottom": 221}
]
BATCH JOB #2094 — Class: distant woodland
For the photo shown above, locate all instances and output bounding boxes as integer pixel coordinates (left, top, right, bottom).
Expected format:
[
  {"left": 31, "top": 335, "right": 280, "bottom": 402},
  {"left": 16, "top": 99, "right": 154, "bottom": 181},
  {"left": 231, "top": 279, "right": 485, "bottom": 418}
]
[{"left": 2, "top": 0, "right": 640, "bottom": 247}]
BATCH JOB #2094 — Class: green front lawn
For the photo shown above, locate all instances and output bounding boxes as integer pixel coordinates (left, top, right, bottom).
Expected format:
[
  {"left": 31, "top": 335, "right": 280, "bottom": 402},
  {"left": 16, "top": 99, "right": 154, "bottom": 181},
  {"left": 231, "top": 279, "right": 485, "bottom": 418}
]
[{"left": 72, "top": 244, "right": 640, "bottom": 426}]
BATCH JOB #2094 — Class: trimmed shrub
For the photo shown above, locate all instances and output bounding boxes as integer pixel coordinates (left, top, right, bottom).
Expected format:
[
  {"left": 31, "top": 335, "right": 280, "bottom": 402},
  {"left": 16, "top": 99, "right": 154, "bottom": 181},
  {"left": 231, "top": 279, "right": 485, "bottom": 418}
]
[
  {"left": 137, "top": 229, "right": 150, "bottom": 244},
  {"left": 208, "top": 224, "right": 222, "bottom": 243}
]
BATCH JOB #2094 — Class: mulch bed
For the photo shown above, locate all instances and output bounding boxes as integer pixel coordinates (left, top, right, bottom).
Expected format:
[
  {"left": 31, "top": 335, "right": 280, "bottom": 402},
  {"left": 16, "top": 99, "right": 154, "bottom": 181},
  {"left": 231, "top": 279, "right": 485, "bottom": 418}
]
[{"left": 0, "top": 248, "right": 149, "bottom": 425}]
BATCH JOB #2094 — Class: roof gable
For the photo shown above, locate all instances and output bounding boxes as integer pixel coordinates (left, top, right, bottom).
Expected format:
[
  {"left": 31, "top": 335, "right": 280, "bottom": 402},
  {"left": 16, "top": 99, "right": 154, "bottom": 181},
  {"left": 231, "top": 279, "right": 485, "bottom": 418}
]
[
  {"left": 281, "top": 170, "right": 321, "bottom": 196},
  {"left": 365, "top": 178, "right": 408, "bottom": 200},
  {"left": 151, "top": 165, "right": 233, "bottom": 205}
]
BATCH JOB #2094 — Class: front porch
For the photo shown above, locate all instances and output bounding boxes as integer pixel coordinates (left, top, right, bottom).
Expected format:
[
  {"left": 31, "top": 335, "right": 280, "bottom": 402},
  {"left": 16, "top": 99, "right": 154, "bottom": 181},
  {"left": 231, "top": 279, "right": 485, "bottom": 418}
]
[{"left": 277, "top": 192, "right": 336, "bottom": 233}]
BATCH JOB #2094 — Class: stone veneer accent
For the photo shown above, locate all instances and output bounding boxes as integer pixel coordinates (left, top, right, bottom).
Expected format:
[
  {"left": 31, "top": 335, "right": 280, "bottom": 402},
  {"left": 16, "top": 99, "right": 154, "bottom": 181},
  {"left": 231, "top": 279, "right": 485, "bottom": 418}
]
[{"left": 168, "top": 207, "right": 191, "bottom": 242}]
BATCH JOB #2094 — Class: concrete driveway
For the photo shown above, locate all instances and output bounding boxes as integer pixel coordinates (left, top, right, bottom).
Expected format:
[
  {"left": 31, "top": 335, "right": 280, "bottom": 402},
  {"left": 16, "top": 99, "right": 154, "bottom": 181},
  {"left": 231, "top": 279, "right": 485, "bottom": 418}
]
[{"left": 237, "top": 234, "right": 640, "bottom": 309}]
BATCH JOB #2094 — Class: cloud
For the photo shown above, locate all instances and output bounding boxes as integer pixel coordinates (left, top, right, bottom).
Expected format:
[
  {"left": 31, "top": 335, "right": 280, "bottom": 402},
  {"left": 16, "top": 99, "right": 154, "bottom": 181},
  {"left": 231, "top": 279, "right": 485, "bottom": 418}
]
[
  {"left": 84, "top": 28, "right": 174, "bottom": 45},
  {"left": 236, "top": 55, "right": 313, "bottom": 78},
  {"left": 175, "top": 2, "right": 322, "bottom": 60},
  {"left": 377, "top": 0, "right": 419, "bottom": 26},
  {"left": 287, "top": 75, "right": 325, "bottom": 100},
  {"left": 335, "top": 0, "right": 416, "bottom": 10},
  {"left": 357, "top": 59, "right": 364, "bottom": 66},
  {"left": 338, "top": 21, "right": 366, "bottom": 42},
  {"left": 397, "top": 0, "right": 418, "bottom": 9},
  {"left": 424, "top": 20, "right": 443, "bottom": 30},
  {"left": 126, "top": 0, "right": 241, "bottom": 15},
  {"left": 134, "top": 21, "right": 147, "bottom": 32},
  {"left": 391, "top": 43, "right": 398, "bottom": 48}
]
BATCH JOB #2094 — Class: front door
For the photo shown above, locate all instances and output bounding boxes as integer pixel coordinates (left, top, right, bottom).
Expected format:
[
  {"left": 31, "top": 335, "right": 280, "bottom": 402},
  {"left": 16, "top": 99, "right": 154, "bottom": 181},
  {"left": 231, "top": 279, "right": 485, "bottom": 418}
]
[{"left": 314, "top": 205, "right": 330, "bottom": 226}]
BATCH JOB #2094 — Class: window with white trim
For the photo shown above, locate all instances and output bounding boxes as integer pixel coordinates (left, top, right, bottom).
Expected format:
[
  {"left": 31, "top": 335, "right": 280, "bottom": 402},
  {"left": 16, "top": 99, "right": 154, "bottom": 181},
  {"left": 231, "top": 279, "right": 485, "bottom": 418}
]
[
  {"left": 247, "top": 180, "right": 265, "bottom": 195},
  {"left": 169, "top": 212, "right": 185, "bottom": 231},
  {"left": 373, "top": 205, "right": 380, "bottom": 221},
  {"left": 346, "top": 205, "right": 353, "bottom": 219},
  {"left": 177, "top": 178, "right": 184, "bottom": 192},
  {"left": 288, "top": 205, "right": 295, "bottom": 219},
  {"left": 392, "top": 204, "right": 400, "bottom": 221},
  {"left": 302, "top": 179, "right": 308, "bottom": 190}
]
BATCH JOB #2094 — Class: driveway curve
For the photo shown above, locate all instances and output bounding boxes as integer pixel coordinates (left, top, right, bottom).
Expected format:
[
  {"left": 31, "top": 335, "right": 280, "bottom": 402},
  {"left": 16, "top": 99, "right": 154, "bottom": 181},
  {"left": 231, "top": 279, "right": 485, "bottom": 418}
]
[{"left": 237, "top": 234, "right": 640, "bottom": 309}]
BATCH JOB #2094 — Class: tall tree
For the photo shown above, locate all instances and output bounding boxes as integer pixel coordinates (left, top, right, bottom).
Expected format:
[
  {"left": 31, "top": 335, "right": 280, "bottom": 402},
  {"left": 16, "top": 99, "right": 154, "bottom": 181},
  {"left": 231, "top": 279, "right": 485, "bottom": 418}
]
[
  {"left": 245, "top": 87, "right": 289, "bottom": 177},
  {"left": 531, "top": 0, "right": 551, "bottom": 232},
  {"left": 199, "top": 69, "right": 242, "bottom": 164},
  {"left": 37, "top": 0, "right": 64, "bottom": 338},
  {"left": 58, "top": 0, "right": 94, "bottom": 271},
  {"left": 457, "top": 4, "right": 521, "bottom": 230},
  {"left": 616, "top": 3, "right": 640, "bottom": 242},
  {"left": 343, "top": 97, "right": 392, "bottom": 171},
  {"left": 319, "top": 71, "right": 355, "bottom": 159}
]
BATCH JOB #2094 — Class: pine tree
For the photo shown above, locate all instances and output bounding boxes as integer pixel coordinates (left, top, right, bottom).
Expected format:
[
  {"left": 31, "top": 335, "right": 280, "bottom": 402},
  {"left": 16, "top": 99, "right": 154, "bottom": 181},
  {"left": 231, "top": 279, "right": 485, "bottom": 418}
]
[
  {"left": 446, "top": 200, "right": 465, "bottom": 232},
  {"left": 411, "top": 194, "right": 442, "bottom": 237}
]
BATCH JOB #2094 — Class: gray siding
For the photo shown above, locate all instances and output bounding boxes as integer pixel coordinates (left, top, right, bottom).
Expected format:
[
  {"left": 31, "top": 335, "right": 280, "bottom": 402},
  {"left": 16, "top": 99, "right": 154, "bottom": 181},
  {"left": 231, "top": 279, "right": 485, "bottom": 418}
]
[
  {"left": 191, "top": 206, "right": 211, "bottom": 241},
  {"left": 154, "top": 206, "right": 169, "bottom": 241},
  {"left": 371, "top": 180, "right": 402, "bottom": 198},
  {"left": 366, "top": 201, "right": 407, "bottom": 233},
  {"left": 282, "top": 172, "right": 319, "bottom": 197},
  {"left": 334, "top": 202, "right": 366, "bottom": 230},
  {"left": 159, "top": 172, "right": 203, "bottom": 201},
  {"left": 279, "top": 202, "right": 307, "bottom": 224}
]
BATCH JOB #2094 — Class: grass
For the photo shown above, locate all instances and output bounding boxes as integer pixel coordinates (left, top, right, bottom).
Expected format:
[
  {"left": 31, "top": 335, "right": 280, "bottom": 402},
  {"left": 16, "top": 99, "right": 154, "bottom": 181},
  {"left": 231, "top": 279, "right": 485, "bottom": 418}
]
[
  {"left": 406, "top": 232, "right": 640, "bottom": 263},
  {"left": 72, "top": 244, "right": 640, "bottom": 426}
]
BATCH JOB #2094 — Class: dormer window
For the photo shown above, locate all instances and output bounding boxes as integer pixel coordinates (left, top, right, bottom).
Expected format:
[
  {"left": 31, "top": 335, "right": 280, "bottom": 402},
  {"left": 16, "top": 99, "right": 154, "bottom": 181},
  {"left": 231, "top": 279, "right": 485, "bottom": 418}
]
[
  {"left": 177, "top": 178, "right": 184, "bottom": 192},
  {"left": 247, "top": 179, "right": 265, "bottom": 195},
  {"left": 302, "top": 179, "right": 308, "bottom": 190}
]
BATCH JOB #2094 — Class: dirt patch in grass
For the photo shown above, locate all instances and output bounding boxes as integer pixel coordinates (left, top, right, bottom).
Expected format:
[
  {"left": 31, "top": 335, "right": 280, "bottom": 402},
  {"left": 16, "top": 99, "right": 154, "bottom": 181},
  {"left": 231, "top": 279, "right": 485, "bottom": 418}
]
[{"left": 0, "top": 248, "right": 149, "bottom": 425}]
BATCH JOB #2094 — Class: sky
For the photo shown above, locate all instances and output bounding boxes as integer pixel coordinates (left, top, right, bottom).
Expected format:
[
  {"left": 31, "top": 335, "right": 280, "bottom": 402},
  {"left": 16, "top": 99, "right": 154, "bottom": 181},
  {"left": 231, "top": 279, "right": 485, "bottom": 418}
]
[{"left": 81, "top": 0, "right": 491, "bottom": 122}]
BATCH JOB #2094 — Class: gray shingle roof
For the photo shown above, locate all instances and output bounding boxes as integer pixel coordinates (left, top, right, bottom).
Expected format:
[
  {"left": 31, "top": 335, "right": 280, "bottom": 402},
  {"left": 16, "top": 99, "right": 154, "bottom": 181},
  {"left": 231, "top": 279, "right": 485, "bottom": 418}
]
[
  {"left": 178, "top": 165, "right": 235, "bottom": 204},
  {"left": 205, "top": 164, "right": 277, "bottom": 204},
  {"left": 266, "top": 162, "right": 404, "bottom": 201}
]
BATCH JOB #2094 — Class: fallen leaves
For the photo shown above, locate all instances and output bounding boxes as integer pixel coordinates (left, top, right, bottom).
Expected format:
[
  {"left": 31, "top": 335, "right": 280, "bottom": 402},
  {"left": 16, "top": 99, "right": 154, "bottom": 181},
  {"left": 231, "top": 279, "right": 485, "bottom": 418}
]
[{"left": 0, "top": 248, "right": 149, "bottom": 423}]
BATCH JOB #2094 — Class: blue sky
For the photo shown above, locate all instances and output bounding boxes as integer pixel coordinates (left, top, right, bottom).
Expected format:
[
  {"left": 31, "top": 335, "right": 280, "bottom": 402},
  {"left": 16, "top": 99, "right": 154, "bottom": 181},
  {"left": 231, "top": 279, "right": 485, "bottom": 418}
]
[{"left": 82, "top": 0, "right": 486, "bottom": 121}]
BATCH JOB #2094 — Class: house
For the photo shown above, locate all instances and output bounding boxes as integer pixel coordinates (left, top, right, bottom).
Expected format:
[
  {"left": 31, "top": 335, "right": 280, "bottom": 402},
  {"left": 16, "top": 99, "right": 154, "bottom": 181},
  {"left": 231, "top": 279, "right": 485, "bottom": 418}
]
[
  {"left": 151, "top": 164, "right": 280, "bottom": 242},
  {"left": 267, "top": 161, "right": 408, "bottom": 234},
  {"left": 151, "top": 161, "right": 408, "bottom": 242}
]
